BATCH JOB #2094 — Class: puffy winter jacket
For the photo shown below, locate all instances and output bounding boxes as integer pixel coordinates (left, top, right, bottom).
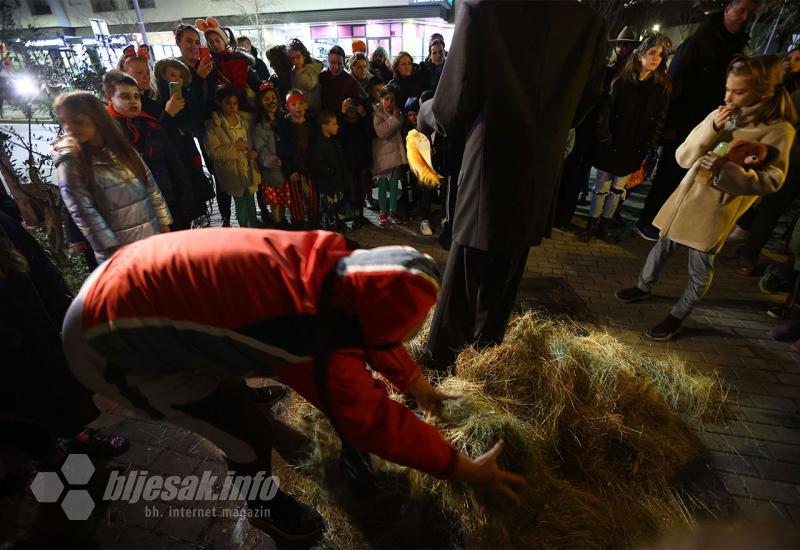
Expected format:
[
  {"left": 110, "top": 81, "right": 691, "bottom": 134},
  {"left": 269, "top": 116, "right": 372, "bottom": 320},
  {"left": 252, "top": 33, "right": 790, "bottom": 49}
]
[
  {"left": 77, "top": 229, "right": 459, "bottom": 478},
  {"left": 53, "top": 136, "right": 172, "bottom": 263},
  {"left": 291, "top": 60, "right": 323, "bottom": 112},
  {"left": 372, "top": 105, "right": 408, "bottom": 175},
  {"left": 204, "top": 111, "right": 261, "bottom": 197}
]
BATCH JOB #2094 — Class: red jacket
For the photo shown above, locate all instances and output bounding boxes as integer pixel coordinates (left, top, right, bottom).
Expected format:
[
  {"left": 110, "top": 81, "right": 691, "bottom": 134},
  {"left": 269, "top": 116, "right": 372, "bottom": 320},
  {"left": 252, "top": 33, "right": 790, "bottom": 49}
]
[{"left": 81, "top": 229, "right": 458, "bottom": 478}]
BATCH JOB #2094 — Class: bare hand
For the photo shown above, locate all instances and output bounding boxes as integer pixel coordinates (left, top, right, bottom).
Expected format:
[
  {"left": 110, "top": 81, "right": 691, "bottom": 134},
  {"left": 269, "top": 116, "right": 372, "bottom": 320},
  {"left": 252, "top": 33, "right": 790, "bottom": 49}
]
[
  {"left": 197, "top": 58, "right": 214, "bottom": 79},
  {"left": 273, "top": 158, "right": 282, "bottom": 167},
  {"left": 341, "top": 98, "right": 352, "bottom": 114},
  {"left": 248, "top": 150, "right": 258, "bottom": 160},
  {"left": 290, "top": 172, "right": 300, "bottom": 182},
  {"left": 713, "top": 104, "right": 737, "bottom": 132},
  {"left": 700, "top": 152, "right": 725, "bottom": 177},
  {"left": 356, "top": 105, "right": 367, "bottom": 117},
  {"left": 162, "top": 226, "right": 171, "bottom": 233},
  {"left": 71, "top": 241, "right": 87, "bottom": 254},
  {"left": 409, "top": 377, "right": 459, "bottom": 418},
  {"left": 235, "top": 139, "right": 249, "bottom": 152},
  {"left": 464, "top": 440, "right": 526, "bottom": 504},
  {"left": 165, "top": 94, "right": 185, "bottom": 117}
]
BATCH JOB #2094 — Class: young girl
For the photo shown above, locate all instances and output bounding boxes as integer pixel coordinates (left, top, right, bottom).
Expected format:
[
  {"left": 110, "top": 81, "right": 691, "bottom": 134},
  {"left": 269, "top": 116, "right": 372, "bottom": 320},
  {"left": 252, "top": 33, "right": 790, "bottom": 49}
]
[
  {"left": 205, "top": 84, "right": 262, "bottom": 228},
  {"left": 578, "top": 33, "right": 672, "bottom": 243},
  {"left": 196, "top": 17, "right": 258, "bottom": 111},
  {"left": 52, "top": 91, "right": 172, "bottom": 264},
  {"left": 287, "top": 39, "right": 323, "bottom": 115},
  {"left": 372, "top": 85, "right": 408, "bottom": 225},
  {"left": 277, "top": 89, "right": 317, "bottom": 227},
  {"left": 251, "top": 82, "right": 289, "bottom": 226},
  {"left": 616, "top": 55, "right": 797, "bottom": 341},
  {"left": 117, "top": 44, "right": 165, "bottom": 119}
]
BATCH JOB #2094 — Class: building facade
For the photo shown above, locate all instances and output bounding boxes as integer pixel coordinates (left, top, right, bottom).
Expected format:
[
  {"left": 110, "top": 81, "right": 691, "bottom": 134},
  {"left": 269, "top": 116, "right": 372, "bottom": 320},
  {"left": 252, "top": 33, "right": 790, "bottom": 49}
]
[{"left": 14, "top": 0, "right": 455, "bottom": 65}]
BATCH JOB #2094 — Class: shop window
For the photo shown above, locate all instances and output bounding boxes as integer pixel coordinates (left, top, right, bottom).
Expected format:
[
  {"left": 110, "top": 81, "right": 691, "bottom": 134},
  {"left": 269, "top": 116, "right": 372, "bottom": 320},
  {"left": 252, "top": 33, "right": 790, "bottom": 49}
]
[
  {"left": 28, "top": 0, "right": 51, "bottom": 15},
  {"left": 367, "top": 23, "right": 389, "bottom": 37},
  {"left": 311, "top": 25, "right": 337, "bottom": 40},
  {"left": 127, "top": 0, "right": 155, "bottom": 7},
  {"left": 390, "top": 23, "right": 402, "bottom": 37},
  {"left": 337, "top": 25, "right": 352, "bottom": 38},
  {"left": 352, "top": 25, "right": 366, "bottom": 37},
  {"left": 90, "top": 0, "right": 117, "bottom": 12}
]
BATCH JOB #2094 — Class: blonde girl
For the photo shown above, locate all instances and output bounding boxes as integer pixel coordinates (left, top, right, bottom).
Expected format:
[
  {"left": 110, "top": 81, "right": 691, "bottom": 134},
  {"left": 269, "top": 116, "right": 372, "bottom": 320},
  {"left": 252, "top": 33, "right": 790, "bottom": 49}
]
[{"left": 616, "top": 55, "right": 797, "bottom": 341}]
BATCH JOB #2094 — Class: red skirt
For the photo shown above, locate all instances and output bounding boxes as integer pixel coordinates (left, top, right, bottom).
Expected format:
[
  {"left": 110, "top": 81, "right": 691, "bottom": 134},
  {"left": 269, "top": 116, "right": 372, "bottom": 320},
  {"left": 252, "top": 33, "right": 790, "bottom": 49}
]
[{"left": 262, "top": 182, "right": 291, "bottom": 207}]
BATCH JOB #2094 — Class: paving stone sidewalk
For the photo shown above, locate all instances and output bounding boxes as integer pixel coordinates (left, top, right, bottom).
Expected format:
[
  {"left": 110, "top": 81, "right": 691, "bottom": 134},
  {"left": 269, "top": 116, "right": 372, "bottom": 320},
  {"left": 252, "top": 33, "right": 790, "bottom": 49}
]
[{"left": 1, "top": 188, "right": 799, "bottom": 548}]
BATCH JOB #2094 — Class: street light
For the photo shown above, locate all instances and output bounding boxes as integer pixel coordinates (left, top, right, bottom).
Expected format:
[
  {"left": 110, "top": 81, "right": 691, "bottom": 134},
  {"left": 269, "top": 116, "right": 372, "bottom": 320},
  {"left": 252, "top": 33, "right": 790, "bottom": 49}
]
[
  {"left": 12, "top": 74, "right": 41, "bottom": 177},
  {"left": 652, "top": 24, "right": 661, "bottom": 32}
]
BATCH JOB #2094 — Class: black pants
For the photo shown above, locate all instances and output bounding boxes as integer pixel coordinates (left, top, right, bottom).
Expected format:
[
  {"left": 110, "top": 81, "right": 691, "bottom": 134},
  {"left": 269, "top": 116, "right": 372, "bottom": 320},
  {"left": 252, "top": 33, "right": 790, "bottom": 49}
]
[
  {"left": 738, "top": 164, "right": 800, "bottom": 265},
  {"left": 175, "top": 379, "right": 272, "bottom": 478},
  {"left": 554, "top": 151, "right": 592, "bottom": 228},
  {"left": 637, "top": 140, "right": 683, "bottom": 229},
  {"left": 424, "top": 243, "right": 530, "bottom": 372}
]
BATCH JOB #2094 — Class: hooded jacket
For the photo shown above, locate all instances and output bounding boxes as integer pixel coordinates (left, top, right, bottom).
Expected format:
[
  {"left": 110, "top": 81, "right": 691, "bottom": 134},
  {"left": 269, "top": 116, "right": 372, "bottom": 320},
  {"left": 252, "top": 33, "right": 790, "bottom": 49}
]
[
  {"left": 53, "top": 136, "right": 172, "bottom": 263},
  {"left": 79, "top": 229, "right": 458, "bottom": 478},
  {"left": 653, "top": 104, "right": 795, "bottom": 253},
  {"left": 372, "top": 104, "right": 408, "bottom": 175},
  {"left": 204, "top": 111, "right": 262, "bottom": 197}
]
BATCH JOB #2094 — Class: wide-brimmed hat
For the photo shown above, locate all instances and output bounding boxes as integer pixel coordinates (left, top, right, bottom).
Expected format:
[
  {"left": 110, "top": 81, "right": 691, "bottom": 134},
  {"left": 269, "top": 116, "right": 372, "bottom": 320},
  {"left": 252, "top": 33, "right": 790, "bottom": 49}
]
[{"left": 610, "top": 26, "right": 639, "bottom": 43}]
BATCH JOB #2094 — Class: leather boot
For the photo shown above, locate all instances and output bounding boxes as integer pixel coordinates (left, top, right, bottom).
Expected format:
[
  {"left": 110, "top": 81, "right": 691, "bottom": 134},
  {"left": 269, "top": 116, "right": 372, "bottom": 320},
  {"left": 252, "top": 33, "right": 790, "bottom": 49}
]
[{"left": 577, "top": 218, "right": 599, "bottom": 242}]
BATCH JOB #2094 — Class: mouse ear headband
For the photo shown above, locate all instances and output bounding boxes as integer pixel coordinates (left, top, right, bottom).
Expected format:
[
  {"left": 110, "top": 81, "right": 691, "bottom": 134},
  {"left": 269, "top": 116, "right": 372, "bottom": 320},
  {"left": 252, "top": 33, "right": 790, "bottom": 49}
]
[
  {"left": 122, "top": 44, "right": 150, "bottom": 61},
  {"left": 195, "top": 17, "right": 228, "bottom": 46}
]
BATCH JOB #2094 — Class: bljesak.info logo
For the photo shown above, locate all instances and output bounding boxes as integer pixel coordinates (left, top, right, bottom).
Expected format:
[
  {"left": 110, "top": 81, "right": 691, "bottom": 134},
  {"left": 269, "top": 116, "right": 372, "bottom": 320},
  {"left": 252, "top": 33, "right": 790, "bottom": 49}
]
[{"left": 30, "top": 453, "right": 279, "bottom": 520}]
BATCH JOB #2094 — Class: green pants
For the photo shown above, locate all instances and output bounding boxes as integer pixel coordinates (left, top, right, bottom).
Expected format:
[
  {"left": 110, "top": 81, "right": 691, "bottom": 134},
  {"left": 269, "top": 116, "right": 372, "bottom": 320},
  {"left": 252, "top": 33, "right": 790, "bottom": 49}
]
[
  {"left": 233, "top": 193, "right": 259, "bottom": 228},
  {"left": 376, "top": 168, "right": 399, "bottom": 214}
]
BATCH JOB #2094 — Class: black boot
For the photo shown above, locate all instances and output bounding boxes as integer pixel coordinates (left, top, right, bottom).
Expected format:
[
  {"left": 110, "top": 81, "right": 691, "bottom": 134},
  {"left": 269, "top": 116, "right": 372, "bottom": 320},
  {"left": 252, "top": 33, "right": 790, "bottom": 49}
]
[
  {"left": 597, "top": 218, "right": 620, "bottom": 243},
  {"left": 248, "top": 489, "right": 325, "bottom": 541},
  {"left": 577, "top": 218, "right": 599, "bottom": 242}
]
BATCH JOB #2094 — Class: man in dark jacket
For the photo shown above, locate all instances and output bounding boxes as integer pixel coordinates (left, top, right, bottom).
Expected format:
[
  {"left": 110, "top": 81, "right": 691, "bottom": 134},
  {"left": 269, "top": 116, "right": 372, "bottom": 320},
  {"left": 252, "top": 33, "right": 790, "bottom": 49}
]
[
  {"left": 634, "top": 0, "right": 756, "bottom": 240},
  {"left": 421, "top": 0, "right": 607, "bottom": 371}
]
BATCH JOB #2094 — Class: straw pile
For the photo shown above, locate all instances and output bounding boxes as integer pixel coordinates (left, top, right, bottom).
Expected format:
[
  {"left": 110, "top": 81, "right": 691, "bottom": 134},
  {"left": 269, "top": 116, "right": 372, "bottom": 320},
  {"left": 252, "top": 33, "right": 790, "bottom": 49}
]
[{"left": 279, "top": 313, "right": 725, "bottom": 548}]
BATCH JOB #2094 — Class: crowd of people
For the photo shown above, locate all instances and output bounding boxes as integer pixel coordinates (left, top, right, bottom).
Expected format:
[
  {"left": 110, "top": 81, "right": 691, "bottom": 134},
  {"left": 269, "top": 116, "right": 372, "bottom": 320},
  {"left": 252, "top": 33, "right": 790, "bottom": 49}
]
[
  {"left": 4, "top": 0, "right": 800, "bottom": 544},
  {"left": 56, "top": 20, "right": 451, "bottom": 267}
]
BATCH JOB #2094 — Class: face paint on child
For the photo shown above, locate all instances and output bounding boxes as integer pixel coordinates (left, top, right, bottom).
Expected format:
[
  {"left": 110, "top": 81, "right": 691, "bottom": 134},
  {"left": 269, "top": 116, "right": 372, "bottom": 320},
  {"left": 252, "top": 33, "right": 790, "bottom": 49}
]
[
  {"left": 111, "top": 83, "right": 143, "bottom": 118},
  {"left": 261, "top": 90, "right": 279, "bottom": 115}
]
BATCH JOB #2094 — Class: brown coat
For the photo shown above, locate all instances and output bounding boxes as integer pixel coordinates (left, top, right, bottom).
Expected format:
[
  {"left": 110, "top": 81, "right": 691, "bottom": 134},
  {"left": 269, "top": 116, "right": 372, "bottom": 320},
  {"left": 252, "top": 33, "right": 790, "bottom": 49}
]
[{"left": 653, "top": 107, "right": 795, "bottom": 253}]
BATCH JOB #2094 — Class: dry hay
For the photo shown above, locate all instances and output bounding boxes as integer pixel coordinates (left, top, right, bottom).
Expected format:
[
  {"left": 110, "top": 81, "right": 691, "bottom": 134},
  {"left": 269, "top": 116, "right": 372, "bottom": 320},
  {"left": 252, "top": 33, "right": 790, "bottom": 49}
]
[{"left": 278, "top": 312, "right": 725, "bottom": 549}]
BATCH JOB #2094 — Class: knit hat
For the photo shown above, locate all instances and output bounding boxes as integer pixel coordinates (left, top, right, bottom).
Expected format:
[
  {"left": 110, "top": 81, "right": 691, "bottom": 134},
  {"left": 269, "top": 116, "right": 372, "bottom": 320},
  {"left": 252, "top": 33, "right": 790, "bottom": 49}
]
[
  {"left": 404, "top": 96, "right": 420, "bottom": 114},
  {"left": 195, "top": 17, "right": 228, "bottom": 47},
  {"left": 352, "top": 40, "right": 366, "bottom": 54}
]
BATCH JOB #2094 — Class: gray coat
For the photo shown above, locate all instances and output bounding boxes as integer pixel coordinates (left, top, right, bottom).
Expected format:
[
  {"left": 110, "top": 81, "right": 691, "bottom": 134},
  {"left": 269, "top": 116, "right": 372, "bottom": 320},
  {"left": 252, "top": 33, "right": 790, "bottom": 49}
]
[
  {"left": 372, "top": 105, "right": 407, "bottom": 176},
  {"left": 251, "top": 119, "right": 284, "bottom": 187},
  {"left": 53, "top": 137, "right": 172, "bottom": 263},
  {"left": 430, "top": 0, "right": 607, "bottom": 252}
]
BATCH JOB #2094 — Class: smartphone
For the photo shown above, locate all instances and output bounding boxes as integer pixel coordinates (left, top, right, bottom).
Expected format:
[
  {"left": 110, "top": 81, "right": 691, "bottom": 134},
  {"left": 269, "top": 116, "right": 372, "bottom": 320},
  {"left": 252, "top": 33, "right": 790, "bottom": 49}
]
[
  {"left": 169, "top": 81, "right": 182, "bottom": 100},
  {"left": 199, "top": 47, "right": 211, "bottom": 64}
]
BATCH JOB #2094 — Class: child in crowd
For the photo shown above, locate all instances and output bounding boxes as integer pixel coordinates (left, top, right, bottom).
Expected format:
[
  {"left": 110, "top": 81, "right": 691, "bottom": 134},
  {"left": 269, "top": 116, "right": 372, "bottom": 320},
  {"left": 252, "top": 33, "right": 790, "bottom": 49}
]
[
  {"left": 368, "top": 76, "right": 385, "bottom": 111},
  {"left": 339, "top": 95, "right": 374, "bottom": 227},
  {"left": 616, "top": 55, "right": 797, "bottom": 341},
  {"left": 196, "top": 17, "right": 258, "bottom": 111},
  {"left": 277, "top": 89, "right": 317, "bottom": 227},
  {"left": 288, "top": 39, "right": 323, "bottom": 115},
  {"left": 52, "top": 91, "right": 171, "bottom": 263},
  {"left": 312, "top": 110, "right": 351, "bottom": 229},
  {"left": 252, "top": 82, "right": 289, "bottom": 226},
  {"left": 117, "top": 44, "right": 163, "bottom": 118},
  {"left": 103, "top": 70, "right": 195, "bottom": 230},
  {"left": 408, "top": 94, "right": 437, "bottom": 236},
  {"left": 153, "top": 57, "right": 216, "bottom": 222},
  {"left": 205, "top": 84, "right": 262, "bottom": 228},
  {"left": 578, "top": 33, "right": 672, "bottom": 243},
  {"left": 372, "top": 84, "right": 407, "bottom": 226}
]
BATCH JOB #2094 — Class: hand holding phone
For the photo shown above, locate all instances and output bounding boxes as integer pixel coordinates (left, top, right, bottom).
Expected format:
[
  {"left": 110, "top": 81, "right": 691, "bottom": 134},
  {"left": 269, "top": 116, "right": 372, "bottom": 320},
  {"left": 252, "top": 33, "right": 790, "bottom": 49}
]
[{"left": 169, "top": 81, "right": 182, "bottom": 101}]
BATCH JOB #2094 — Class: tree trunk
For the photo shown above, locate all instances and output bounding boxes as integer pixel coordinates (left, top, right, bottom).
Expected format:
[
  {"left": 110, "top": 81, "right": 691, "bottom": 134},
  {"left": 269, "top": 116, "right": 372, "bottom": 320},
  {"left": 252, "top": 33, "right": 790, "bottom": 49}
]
[{"left": 0, "top": 145, "right": 42, "bottom": 225}]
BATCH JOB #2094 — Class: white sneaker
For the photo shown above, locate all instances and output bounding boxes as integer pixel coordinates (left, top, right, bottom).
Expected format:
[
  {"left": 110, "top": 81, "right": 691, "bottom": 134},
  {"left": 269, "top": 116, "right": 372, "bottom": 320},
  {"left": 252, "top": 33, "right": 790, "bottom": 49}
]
[{"left": 420, "top": 220, "right": 433, "bottom": 236}]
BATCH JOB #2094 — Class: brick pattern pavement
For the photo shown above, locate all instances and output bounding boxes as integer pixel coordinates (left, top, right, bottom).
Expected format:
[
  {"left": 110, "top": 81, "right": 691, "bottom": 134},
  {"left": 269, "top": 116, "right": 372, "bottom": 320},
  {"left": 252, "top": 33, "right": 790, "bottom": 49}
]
[{"left": 1, "top": 192, "right": 798, "bottom": 548}]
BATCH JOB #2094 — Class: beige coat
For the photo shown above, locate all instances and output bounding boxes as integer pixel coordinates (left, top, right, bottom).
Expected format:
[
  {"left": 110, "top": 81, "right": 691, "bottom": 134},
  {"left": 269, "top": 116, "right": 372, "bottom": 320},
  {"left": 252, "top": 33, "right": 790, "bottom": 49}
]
[
  {"left": 653, "top": 106, "right": 795, "bottom": 253},
  {"left": 204, "top": 112, "right": 261, "bottom": 197}
]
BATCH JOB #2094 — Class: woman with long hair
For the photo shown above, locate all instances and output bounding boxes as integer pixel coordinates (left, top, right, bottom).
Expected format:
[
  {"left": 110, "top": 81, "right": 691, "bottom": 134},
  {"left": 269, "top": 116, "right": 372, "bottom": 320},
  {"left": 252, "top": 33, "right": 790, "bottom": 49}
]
[
  {"left": 387, "top": 51, "right": 430, "bottom": 112},
  {"left": 422, "top": 39, "right": 446, "bottom": 91},
  {"left": 53, "top": 92, "right": 172, "bottom": 263},
  {"left": 578, "top": 32, "right": 672, "bottom": 242},
  {"left": 783, "top": 46, "right": 800, "bottom": 94}
]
